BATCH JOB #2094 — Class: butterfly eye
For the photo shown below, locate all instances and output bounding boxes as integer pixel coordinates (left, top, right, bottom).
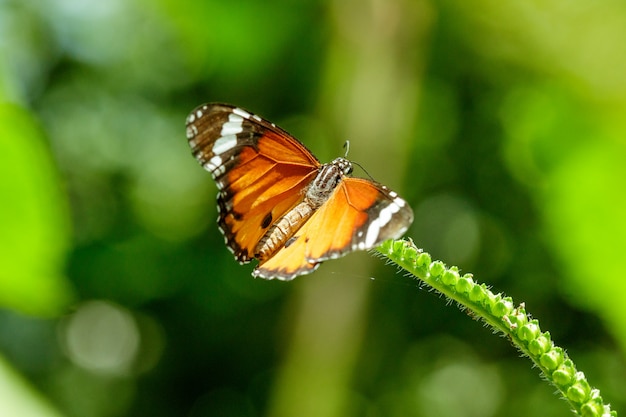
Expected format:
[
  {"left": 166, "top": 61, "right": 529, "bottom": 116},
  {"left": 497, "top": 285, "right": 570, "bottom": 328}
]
[{"left": 332, "top": 157, "right": 353, "bottom": 175}]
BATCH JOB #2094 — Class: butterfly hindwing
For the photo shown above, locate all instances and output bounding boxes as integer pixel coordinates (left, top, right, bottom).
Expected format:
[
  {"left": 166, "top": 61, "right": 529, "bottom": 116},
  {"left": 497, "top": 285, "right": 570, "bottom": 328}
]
[
  {"left": 253, "top": 177, "right": 413, "bottom": 280},
  {"left": 186, "top": 104, "right": 321, "bottom": 262}
]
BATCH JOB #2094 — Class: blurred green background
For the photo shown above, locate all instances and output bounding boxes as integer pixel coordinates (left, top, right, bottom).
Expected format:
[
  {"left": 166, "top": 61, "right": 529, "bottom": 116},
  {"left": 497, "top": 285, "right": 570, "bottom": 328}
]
[{"left": 1, "top": 0, "right": 625, "bottom": 416}]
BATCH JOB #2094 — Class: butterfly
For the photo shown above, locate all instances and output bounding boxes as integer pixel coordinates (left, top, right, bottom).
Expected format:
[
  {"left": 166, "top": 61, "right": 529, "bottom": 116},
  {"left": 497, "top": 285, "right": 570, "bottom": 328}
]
[{"left": 186, "top": 103, "right": 414, "bottom": 280}]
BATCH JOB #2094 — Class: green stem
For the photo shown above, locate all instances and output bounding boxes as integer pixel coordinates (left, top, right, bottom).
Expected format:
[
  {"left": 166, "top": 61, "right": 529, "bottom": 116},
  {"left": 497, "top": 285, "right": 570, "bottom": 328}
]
[{"left": 376, "top": 238, "right": 616, "bottom": 417}]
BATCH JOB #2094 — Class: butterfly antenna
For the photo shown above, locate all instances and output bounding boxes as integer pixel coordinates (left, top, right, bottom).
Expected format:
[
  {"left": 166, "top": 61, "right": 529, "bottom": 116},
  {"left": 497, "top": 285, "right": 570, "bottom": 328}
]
[
  {"left": 351, "top": 160, "right": 375, "bottom": 180},
  {"left": 341, "top": 140, "right": 375, "bottom": 179}
]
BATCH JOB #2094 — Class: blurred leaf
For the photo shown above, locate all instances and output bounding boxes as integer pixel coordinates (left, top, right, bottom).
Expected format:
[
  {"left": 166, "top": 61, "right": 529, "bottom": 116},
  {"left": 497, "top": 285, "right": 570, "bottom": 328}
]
[
  {"left": 0, "top": 103, "right": 73, "bottom": 316},
  {"left": 156, "top": 0, "right": 317, "bottom": 82},
  {"left": 501, "top": 83, "right": 626, "bottom": 352},
  {"left": 543, "top": 140, "right": 626, "bottom": 349},
  {"left": 0, "top": 354, "right": 65, "bottom": 417}
]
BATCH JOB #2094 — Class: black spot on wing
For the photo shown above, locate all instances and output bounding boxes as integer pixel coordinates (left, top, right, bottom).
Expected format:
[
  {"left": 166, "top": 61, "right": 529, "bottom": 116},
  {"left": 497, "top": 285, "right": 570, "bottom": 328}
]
[{"left": 261, "top": 212, "right": 273, "bottom": 229}]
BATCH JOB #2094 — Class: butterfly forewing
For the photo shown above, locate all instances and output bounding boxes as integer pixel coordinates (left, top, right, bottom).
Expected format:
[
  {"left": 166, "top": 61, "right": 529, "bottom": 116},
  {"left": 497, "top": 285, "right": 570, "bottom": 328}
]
[{"left": 186, "top": 104, "right": 320, "bottom": 261}]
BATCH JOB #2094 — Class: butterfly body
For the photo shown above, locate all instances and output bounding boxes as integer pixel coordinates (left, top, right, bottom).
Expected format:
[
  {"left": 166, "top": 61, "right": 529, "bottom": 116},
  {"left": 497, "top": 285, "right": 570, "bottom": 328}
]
[
  {"left": 186, "top": 103, "right": 413, "bottom": 280},
  {"left": 255, "top": 157, "right": 352, "bottom": 261}
]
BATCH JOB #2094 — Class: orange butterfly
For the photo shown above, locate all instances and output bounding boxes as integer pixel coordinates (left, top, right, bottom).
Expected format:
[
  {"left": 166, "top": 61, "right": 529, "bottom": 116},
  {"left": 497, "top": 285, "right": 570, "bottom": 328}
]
[{"left": 186, "top": 103, "right": 413, "bottom": 280}]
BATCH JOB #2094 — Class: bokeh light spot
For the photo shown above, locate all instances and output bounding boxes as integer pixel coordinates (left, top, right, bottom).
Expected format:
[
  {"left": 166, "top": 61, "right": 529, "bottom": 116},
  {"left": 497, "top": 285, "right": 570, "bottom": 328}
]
[{"left": 60, "top": 300, "right": 139, "bottom": 376}]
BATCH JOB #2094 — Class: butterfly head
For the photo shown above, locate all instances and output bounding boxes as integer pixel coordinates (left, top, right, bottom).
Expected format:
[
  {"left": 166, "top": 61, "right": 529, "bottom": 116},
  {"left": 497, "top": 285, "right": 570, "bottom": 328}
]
[
  {"left": 306, "top": 157, "right": 353, "bottom": 207},
  {"left": 331, "top": 157, "right": 353, "bottom": 176}
]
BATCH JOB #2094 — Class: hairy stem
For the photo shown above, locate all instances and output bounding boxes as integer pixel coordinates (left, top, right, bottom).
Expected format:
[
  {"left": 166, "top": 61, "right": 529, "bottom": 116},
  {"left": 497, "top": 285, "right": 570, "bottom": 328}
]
[{"left": 376, "top": 239, "right": 616, "bottom": 417}]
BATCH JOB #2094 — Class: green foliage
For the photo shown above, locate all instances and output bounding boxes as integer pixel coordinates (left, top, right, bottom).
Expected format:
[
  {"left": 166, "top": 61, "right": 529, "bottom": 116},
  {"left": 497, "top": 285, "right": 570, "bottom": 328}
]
[{"left": 0, "top": 103, "right": 73, "bottom": 315}]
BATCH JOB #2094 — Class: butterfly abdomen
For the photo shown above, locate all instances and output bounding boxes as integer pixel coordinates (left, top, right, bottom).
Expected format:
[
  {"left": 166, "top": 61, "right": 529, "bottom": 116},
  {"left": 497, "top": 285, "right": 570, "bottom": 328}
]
[{"left": 255, "top": 201, "right": 315, "bottom": 261}]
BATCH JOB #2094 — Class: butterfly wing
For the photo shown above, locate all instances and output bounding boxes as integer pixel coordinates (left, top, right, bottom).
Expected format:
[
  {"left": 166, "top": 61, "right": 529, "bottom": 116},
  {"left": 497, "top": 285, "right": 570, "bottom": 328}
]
[
  {"left": 186, "top": 103, "right": 321, "bottom": 262},
  {"left": 253, "top": 177, "right": 414, "bottom": 280}
]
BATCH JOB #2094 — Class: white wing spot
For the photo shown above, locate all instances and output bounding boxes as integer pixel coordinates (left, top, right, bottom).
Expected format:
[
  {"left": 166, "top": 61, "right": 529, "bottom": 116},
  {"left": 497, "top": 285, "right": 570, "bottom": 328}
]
[
  {"left": 212, "top": 135, "right": 238, "bottom": 155},
  {"left": 364, "top": 201, "right": 404, "bottom": 248},
  {"left": 187, "top": 113, "right": 196, "bottom": 123},
  {"left": 196, "top": 109, "right": 203, "bottom": 119},
  {"left": 212, "top": 163, "right": 226, "bottom": 178},
  {"left": 364, "top": 220, "right": 381, "bottom": 248},
  {"left": 186, "top": 125, "right": 198, "bottom": 140},
  {"left": 204, "top": 155, "right": 222, "bottom": 171},
  {"left": 220, "top": 113, "right": 244, "bottom": 136},
  {"left": 233, "top": 108, "right": 252, "bottom": 119}
]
